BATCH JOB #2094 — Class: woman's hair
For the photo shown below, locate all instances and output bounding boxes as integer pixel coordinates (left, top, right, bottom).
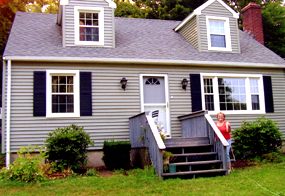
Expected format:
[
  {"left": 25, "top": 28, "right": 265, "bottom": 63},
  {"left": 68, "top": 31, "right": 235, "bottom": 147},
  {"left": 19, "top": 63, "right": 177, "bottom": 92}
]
[{"left": 216, "top": 112, "right": 226, "bottom": 119}]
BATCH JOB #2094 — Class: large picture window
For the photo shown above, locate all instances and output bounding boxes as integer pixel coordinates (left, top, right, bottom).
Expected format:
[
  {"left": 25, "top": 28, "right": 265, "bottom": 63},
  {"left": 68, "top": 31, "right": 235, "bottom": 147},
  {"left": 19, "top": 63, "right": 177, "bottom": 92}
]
[
  {"left": 201, "top": 73, "right": 265, "bottom": 114},
  {"left": 46, "top": 70, "right": 80, "bottom": 118},
  {"left": 74, "top": 7, "right": 104, "bottom": 46}
]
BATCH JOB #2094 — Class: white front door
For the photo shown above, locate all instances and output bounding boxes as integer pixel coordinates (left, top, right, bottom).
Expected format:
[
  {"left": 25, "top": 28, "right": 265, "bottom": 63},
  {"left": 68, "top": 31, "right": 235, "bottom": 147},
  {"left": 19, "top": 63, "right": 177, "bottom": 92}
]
[{"left": 140, "top": 74, "right": 171, "bottom": 136}]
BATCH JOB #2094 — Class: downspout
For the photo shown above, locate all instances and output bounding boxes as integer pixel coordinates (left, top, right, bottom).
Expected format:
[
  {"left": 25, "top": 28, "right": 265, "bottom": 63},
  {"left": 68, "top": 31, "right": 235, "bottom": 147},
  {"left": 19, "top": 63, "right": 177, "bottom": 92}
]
[
  {"left": 6, "top": 60, "right": 11, "bottom": 167},
  {"left": 1, "top": 60, "right": 6, "bottom": 154}
]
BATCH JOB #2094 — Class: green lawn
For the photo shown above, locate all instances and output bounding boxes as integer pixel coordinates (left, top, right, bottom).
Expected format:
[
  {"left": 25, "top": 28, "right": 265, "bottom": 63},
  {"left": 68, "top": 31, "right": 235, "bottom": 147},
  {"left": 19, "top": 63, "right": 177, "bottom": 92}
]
[{"left": 0, "top": 162, "right": 284, "bottom": 196}]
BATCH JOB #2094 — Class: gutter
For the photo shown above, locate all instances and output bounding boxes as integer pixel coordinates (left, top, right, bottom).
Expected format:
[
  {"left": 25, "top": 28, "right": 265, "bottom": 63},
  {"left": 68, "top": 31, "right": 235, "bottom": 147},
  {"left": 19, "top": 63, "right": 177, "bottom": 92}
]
[{"left": 2, "top": 56, "right": 285, "bottom": 69}]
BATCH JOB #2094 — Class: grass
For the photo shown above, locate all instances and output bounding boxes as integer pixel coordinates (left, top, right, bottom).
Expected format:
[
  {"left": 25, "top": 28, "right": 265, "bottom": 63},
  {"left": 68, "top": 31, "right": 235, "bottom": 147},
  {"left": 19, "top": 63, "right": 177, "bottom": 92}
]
[{"left": 0, "top": 162, "right": 285, "bottom": 196}]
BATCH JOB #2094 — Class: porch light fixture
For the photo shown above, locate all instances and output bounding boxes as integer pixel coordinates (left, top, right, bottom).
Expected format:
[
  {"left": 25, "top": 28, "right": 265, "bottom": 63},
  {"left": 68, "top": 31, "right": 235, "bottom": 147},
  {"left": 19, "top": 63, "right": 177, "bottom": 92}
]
[
  {"left": 120, "top": 77, "right": 128, "bottom": 90},
  {"left": 181, "top": 78, "right": 188, "bottom": 91}
]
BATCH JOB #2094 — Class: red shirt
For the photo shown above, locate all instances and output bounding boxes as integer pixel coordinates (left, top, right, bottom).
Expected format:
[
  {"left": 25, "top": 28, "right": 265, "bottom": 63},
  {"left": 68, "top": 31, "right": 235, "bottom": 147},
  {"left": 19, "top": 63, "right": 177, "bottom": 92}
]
[{"left": 215, "top": 121, "right": 231, "bottom": 140}]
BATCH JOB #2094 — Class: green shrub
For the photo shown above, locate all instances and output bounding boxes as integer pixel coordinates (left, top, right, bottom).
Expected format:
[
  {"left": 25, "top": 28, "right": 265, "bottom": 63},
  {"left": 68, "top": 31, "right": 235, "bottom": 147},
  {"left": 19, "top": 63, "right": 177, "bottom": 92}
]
[
  {"left": 232, "top": 116, "right": 283, "bottom": 159},
  {"left": 45, "top": 124, "right": 94, "bottom": 171},
  {"left": 86, "top": 168, "right": 99, "bottom": 177},
  {"left": 102, "top": 140, "right": 131, "bottom": 170},
  {"left": 261, "top": 152, "right": 284, "bottom": 163},
  {"left": 0, "top": 146, "right": 47, "bottom": 182}
]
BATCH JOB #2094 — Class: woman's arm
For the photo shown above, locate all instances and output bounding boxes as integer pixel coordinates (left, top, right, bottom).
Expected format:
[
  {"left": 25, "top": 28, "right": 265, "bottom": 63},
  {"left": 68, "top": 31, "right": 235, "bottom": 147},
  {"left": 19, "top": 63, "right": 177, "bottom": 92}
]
[{"left": 226, "top": 122, "right": 231, "bottom": 133}]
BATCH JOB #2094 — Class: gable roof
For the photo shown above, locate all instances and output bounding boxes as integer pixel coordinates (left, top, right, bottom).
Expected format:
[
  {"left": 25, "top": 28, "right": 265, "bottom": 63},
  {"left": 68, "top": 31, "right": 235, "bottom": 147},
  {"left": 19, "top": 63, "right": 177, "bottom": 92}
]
[
  {"left": 3, "top": 12, "right": 285, "bottom": 68},
  {"left": 174, "top": 0, "right": 239, "bottom": 31}
]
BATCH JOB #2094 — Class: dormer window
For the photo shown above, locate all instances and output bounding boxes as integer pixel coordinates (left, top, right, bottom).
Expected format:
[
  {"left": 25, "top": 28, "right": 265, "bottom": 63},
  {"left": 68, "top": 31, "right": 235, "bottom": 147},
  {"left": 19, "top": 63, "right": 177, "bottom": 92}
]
[
  {"left": 74, "top": 7, "right": 104, "bottom": 46},
  {"left": 206, "top": 16, "right": 232, "bottom": 51}
]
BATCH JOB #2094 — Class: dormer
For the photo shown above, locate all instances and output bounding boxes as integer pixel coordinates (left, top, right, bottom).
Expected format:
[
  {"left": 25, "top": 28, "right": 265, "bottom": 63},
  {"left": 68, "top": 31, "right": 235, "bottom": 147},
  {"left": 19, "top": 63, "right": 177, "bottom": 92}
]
[
  {"left": 57, "top": 0, "right": 116, "bottom": 48},
  {"left": 174, "top": 0, "right": 240, "bottom": 54}
]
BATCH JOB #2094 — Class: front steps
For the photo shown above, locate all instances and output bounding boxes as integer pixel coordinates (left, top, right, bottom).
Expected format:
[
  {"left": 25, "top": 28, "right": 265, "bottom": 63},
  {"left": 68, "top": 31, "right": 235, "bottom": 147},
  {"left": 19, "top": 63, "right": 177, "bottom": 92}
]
[{"left": 162, "top": 137, "right": 227, "bottom": 179}]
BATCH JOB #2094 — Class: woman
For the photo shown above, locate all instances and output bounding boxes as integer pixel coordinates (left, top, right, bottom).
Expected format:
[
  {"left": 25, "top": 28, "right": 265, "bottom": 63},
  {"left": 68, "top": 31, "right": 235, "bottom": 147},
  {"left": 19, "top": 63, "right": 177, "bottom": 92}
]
[{"left": 215, "top": 112, "right": 232, "bottom": 173}]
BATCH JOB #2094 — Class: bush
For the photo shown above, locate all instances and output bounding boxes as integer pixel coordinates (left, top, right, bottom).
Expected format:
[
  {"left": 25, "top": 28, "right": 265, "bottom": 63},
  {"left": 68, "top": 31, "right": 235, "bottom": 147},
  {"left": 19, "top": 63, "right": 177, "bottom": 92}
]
[
  {"left": 261, "top": 152, "right": 284, "bottom": 163},
  {"left": 86, "top": 168, "right": 99, "bottom": 177},
  {"left": 232, "top": 116, "right": 283, "bottom": 159},
  {"left": 45, "top": 124, "right": 94, "bottom": 171},
  {"left": 102, "top": 140, "right": 131, "bottom": 170},
  {"left": 0, "top": 146, "right": 48, "bottom": 182}
]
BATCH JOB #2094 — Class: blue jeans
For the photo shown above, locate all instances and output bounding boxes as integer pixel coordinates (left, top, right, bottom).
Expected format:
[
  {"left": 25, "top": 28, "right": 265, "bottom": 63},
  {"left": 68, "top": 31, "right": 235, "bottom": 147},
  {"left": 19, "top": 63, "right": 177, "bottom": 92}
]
[{"left": 226, "top": 139, "right": 232, "bottom": 163}]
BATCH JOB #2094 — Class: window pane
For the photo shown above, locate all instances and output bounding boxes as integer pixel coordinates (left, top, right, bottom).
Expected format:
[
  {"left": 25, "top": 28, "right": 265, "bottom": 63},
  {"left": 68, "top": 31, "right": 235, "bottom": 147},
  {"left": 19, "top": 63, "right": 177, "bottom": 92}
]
[
  {"left": 52, "top": 95, "right": 74, "bottom": 113},
  {"left": 52, "top": 76, "right": 58, "bottom": 84},
  {"left": 250, "top": 79, "right": 259, "bottom": 93},
  {"left": 59, "top": 85, "right": 66, "bottom": 93},
  {"left": 67, "top": 85, "right": 73, "bottom": 93},
  {"left": 59, "top": 76, "right": 66, "bottom": 84},
  {"left": 205, "top": 95, "right": 214, "bottom": 111},
  {"left": 209, "top": 20, "right": 225, "bottom": 34},
  {"left": 67, "top": 76, "right": 73, "bottom": 84},
  {"left": 52, "top": 85, "right": 58, "bottom": 93},
  {"left": 252, "top": 95, "right": 260, "bottom": 110},
  {"left": 211, "top": 35, "right": 226, "bottom": 48},
  {"left": 218, "top": 77, "right": 246, "bottom": 111},
  {"left": 86, "top": 13, "right": 91, "bottom": 19}
]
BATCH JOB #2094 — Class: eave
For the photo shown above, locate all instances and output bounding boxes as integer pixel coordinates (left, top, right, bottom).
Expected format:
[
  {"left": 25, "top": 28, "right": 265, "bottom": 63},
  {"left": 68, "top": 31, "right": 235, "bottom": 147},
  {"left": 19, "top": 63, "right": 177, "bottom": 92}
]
[{"left": 3, "top": 56, "right": 285, "bottom": 69}]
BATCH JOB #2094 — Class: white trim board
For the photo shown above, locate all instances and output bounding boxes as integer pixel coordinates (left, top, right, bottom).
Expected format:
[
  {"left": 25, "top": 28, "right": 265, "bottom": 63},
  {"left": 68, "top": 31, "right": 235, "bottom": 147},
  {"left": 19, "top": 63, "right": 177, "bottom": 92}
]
[
  {"left": 174, "top": 0, "right": 239, "bottom": 31},
  {"left": 3, "top": 56, "right": 285, "bottom": 68}
]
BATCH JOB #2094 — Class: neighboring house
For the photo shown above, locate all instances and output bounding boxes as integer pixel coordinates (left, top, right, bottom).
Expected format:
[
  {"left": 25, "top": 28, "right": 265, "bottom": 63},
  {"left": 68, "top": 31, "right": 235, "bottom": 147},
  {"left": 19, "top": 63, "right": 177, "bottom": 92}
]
[{"left": 2, "top": 0, "right": 285, "bottom": 168}]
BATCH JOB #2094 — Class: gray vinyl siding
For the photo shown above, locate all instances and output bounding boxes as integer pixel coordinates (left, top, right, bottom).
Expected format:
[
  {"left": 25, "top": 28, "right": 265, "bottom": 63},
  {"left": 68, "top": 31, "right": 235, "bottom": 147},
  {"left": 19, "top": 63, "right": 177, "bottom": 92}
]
[
  {"left": 4, "top": 62, "right": 285, "bottom": 152},
  {"left": 63, "top": 0, "right": 115, "bottom": 47},
  {"left": 178, "top": 16, "right": 199, "bottom": 50},
  {"left": 199, "top": 0, "right": 240, "bottom": 53}
]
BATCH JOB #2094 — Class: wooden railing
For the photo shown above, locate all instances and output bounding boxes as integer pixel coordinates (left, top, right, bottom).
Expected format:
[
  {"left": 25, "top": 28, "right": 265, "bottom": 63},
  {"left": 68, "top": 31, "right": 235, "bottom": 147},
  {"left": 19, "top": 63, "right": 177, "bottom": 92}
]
[
  {"left": 178, "top": 110, "right": 229, "bottom": 171},
  {"left": 129, "top": 112, "right": 166, "bottom": 179}
]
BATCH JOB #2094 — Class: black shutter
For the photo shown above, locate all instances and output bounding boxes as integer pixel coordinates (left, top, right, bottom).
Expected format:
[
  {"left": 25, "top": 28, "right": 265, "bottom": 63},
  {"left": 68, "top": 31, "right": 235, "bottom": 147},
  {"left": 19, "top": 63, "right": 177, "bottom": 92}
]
[
  {"left": 33, "top": 71, "right": 46, "bottom": 116},
  {"left": 263, "top": 76, "right": 274, "bottom": 113},
  {"left": 190, "top": 74, "right": 202, "bottom": 112},
  {"left": 80, "top": 72, "right": 92, "bottom": 116}
]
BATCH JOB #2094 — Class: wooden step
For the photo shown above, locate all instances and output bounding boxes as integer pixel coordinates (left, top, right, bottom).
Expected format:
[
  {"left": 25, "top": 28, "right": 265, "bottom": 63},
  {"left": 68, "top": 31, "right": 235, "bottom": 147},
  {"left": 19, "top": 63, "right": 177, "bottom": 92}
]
[
  {"left": 162, "top": 169, "right": 227, "bottom": 178},
  {"left": 173, "top": 152, "right": 217, "bottom": 157},
  {"left": 169, "top": 160, "right": 222, "bottom": 166},
  {"left": 165, "top": 143, "right": 212, "bottom": 148},
  {"left": 165, "top": 137, "right": 209, "bottom": 147}
]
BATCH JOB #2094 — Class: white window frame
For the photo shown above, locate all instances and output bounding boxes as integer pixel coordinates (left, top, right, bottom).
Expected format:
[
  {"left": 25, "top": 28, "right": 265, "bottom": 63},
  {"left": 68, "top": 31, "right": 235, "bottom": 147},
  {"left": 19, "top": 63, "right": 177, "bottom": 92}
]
[
  {"left": 200, "top": 73, "right": 265, "bottom": 115},
  {"left": 74, "top": 6, "right": 104, "bottom": 46},
  {"left": 46, "top": 70, "right": 80, "bottom": 118},
  {"left": 206, "top": 16, "right": 232, "bottom": 52}
]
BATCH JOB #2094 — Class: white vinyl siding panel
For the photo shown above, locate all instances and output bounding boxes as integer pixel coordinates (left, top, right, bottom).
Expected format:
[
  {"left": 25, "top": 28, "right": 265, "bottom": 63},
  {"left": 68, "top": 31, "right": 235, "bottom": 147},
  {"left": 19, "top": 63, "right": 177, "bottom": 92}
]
[
  {"left": 5, "top": 62, "right": 285, "bottom": 152},
  {"left": 178, "top": 16, "right": 199, "bottom": 50},
  {"left": 64, "top": 0, "right": 114, "bottom": 47},
  {"left": 199, "top": 1, "right": 240, "bottom": 53}
]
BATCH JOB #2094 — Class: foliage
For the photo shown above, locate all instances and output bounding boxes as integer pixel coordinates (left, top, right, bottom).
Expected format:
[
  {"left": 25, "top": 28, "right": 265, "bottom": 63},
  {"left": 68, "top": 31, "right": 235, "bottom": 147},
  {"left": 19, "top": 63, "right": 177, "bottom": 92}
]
[
  {"left": 120, "top": 0, "right": 207, "bottom": 20},
  {"left": 0, "top": 146, "right": 48, "bottom": 182},
  {"left": 86, "top": 168, "right": 99, "bottom": 177},
  {"left": 45, "top": 124, "right": 94, "bottom": 171},
  {"left": 0, "top": 0, "right": 58, "bottom": 57},
  {"left": 261, "top": 152, "right": 284, "bottom": 163},
  {"left": 232, "top": 116, "right": 283, "bottom": 159},
  {"left": 261, "top": 1, "right": 285, "bottom": 58},
  {"left": 102, "top": 140, "right": 131, "bottom": 170},
  {"left": 114, "top": 0, "right": 148, "bottom": 18}
]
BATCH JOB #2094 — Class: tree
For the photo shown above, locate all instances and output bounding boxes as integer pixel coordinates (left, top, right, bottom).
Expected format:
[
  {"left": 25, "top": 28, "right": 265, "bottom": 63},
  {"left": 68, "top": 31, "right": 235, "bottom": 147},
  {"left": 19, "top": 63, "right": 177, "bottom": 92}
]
[
  {"left": 262, "top": 1, "right": 285, "bottom": 58},
  {"left": 132, "top": 0, "right": 207, "bottom": 20},
  {"left": 114, "top": 0, "right": 148, "bottom": 18}
]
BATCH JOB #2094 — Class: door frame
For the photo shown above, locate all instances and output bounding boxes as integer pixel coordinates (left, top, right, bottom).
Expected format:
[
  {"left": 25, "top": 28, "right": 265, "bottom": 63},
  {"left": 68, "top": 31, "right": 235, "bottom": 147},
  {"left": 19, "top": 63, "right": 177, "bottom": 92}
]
[{"left": 139, "top": 74, "right": 171, "bottom": 137}]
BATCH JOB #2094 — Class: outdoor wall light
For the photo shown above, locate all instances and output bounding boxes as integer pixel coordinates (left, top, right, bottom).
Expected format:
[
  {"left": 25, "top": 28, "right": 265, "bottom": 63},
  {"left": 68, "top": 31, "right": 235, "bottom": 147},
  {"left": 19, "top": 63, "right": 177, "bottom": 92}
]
[
  {"left": 120, "top": 77, "right": 128, "bottom": 90},
  {"left": 181, "top": 78, "right": 188, "bottom": 91}
]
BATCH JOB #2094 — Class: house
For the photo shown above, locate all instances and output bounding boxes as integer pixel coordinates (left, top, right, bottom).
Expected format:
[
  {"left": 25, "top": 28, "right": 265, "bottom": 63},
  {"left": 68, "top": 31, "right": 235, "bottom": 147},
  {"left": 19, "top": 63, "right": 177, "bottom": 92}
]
[{"left": 2, "top": 0, "right": 285, "bottom": 177}]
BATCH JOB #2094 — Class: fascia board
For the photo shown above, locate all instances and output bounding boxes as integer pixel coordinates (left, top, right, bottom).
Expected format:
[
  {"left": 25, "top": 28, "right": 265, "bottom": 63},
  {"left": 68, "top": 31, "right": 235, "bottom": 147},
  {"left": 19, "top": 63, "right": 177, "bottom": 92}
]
[
  {"left": 106, "top": 0, "right": 117, "bottom": 8},
  {"left": 3, "top": 56, "right": 285, "bottom": 69},
  {"left": 174, "top": 0, "right": 239, "bottom": 31}
]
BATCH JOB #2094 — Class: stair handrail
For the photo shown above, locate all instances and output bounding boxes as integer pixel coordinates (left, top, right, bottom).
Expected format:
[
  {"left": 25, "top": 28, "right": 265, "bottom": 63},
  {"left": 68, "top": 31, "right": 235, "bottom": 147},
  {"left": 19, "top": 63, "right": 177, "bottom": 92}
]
[
  {"left": 204, "top": 114, "right": 229, "bottom": 147},
  {"left": 129, "top": 112, "right": 165, "bottom": 179},
  {"left": 146, "top": 115, "right": 166, "bottom": 150}
]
